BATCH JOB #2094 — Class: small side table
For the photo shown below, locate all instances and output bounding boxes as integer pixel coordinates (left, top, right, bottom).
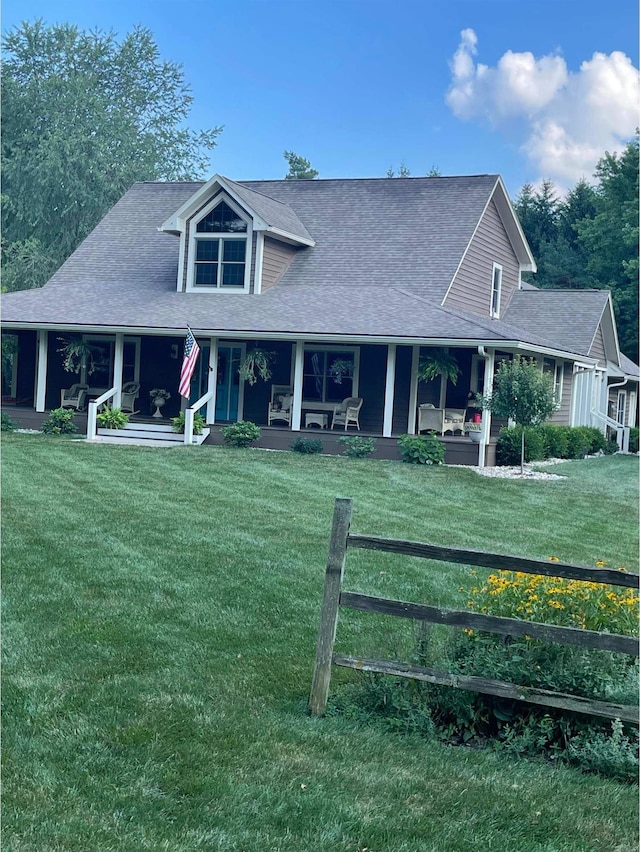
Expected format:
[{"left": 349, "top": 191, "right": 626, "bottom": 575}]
[{"left": 305, "top": 412, "right": 328, "bottom": 429}]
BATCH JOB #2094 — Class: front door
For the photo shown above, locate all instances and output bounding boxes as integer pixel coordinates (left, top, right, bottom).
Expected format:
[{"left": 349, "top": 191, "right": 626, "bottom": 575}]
[{"left": 215, "top": 345, "right": 242, "bottom": 422}]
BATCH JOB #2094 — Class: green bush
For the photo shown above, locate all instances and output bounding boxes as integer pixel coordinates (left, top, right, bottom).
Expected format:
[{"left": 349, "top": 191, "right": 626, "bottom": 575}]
[
  {"left": 563, "top": 426, "right": 592, "bottom": 459},
  {"left": 1, "top": 411, "right": 16, "bottom": 432},
  {"left": 41, "top": 407, "right": 77, "bottom": 435},
  {"left": 291, "top": 437, "right": 323, "bottom": 454},
  {"left": 605, "top": 439, "right": 619, "bottom": 455},
  {"left": 96, "top": 406, "right": 129, "bottom": 429},
  {"left": 579, "top": 426, "right": 607, "bottom": 454},
  {"left": 171, "top": 411, "right": 205, "bottom": 435},
  {"left": 221, "top": 420, "right": 260, "bottom": 448},
  {"left": 538, "top": 424, "right": 568, "bottom": 459},
  {"left": 496, "top": 426, "right": 546, "bottom": 465},
  {"left": 629, "top": 427, "right": 638, "bottom": 454},
  {"left": 339, "top": 435, "right": 377, "bottom": 459},
  {"left": 397, "top": 434, "right": 445, "bottom": 464}
]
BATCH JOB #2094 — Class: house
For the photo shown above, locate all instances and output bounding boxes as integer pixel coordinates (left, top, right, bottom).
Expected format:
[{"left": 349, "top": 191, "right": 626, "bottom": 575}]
[{"left": 2, "top": 173, "right": 637, "bottom": 461}]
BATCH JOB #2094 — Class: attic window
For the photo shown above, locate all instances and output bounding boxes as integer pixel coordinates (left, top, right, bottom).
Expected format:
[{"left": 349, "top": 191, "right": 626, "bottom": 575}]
[
  {"left": 189, "top": 197, "right": 252, "bottom": 292},
  {"left": 490, "top": 263, "right": 502, "bottom": 318}
]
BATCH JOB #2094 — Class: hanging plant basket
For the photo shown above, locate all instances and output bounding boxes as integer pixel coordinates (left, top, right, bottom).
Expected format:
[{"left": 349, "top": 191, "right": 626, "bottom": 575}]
[
  {"left": 238, "top": 348, "right": 275, "bottom": 385},
  {"left": 418, "top": 348, "right": 460, "bottom": 385},
  {"left": 328, "top": 357, "right": 354, "bottom": 384},
  {"left": 57, "top": 337, "right": 97, "bottom": 375}
]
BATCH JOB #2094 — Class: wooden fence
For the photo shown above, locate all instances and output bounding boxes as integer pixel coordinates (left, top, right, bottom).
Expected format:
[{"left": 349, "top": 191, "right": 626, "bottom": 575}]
[{"left": 309, "top": 498, "right": 640, "bottom": 725}]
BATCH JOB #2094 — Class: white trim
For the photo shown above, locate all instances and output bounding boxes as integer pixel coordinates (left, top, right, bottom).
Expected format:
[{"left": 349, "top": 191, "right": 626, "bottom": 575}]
[
  {"left": 292, "top": 341, "right": 305, "bottom": 431},
  {"left": 408, "top": 345, "right": 420, "bottom": 435},
  {"left": 113, "top": 333, "right": 124, "bottom": 407},
  {"left": 264, "top": 226, "right": 315, "bottom": 247},
  {"left": 176, "top": 233, "right": 186, "bottom": 293},
  {"left": 35, "top": 330, "right": 48, "bottom": 412},
  {"left": 185, "top": 192, "right": 253, "bottom": 293},
  {"left": 383, "top": 344, "right": 396, "bottom": 437},
  {"left": 616, "top": 390, "right": 627, "bottom": 426},
  {"left": 490, "top": 263, "right": 502, "bottom": 318},
  {"left": 254, "top": 232, "right": 265, "bottom": 295},
  {"left": 207, "top": 338, "right": 218, "bottom": 423},
  {"left": 478, "top": 348, "right": 495, "bottom": 468}
]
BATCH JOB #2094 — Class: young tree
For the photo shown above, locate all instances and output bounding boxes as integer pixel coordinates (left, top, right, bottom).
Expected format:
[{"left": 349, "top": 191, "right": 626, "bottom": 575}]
[
  {"left": 283, "top": 151, "right": 318, "bottom": 180},
  {"left": 2, "top": 20, "right": 221, "bottom": 291},
  {"left": 481, "top": 355, "right": 557, "bottom": 474},
  {"left": 386, "top": 162, "right": 411, "bottom": 178}
]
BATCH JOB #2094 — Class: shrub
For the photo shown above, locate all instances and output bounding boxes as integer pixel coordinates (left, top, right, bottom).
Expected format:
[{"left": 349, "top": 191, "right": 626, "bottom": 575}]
[
  {"left": 579, "top": 426, "right": 607, "bottom": 454},
  {"left": 339, "top": 435, "right": 376, "bottom": 459},
  {"left": 496, "top": 426, "right": 546, "bottom": 465},
  {"left": 221, "top": 420, "right": 260, "bottom": 447},
  {"left": 291, "top": 437, "right": 323, "bottom": 454},
  {"left": 629, "top": 427, "right": 638, "bottom": 454},
  {"left": 96, "top": 406, "right": 129, "bottom": 429},
  {"left": 605, "top": 439, "right": 619, "bottom": 455},
  {"left": 538, "top": 424, "right": 568, "bottom": 459},
  {"left": 563, "top": 426, "right": 592, "bottom": 459},
  {"left": 171, "top": 411, "right": 206, "bottom": 435},
  {"left": 397, "top": 434, "right": 445, "bottom": 464},
  {"left": 41, "top": 407, "right": 77, "bottom": 435},
  {"left": 1, "top": 411, "right": 16, "bottom": 432}
]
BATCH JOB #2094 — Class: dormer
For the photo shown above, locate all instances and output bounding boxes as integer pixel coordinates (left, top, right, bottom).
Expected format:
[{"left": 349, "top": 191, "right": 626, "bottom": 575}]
[{"left": 159, "top": 174, "right": 315, "bottom": 294}]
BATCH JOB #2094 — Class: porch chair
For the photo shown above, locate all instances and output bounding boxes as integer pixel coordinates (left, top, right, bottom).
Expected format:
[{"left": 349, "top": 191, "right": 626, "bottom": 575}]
[
  {"left": 120, "top": 382, "right": 140, "bottom": 415},
  {"left": 267, "top": 385, "right": 293, "bottom": 426},
  {"left": 60, "top": 383, "right": 89, "bottom": 410},
  {"left": 418, "top": 404, "right": 466, "bottom": 435},
  {"left": 331, "top": 397, "right": 363, "bottom": 430}
]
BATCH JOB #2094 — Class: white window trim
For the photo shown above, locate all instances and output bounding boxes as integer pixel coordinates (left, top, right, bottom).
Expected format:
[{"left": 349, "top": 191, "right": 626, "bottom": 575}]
[
  {"left": 542, "top": 357, "right": 564, "bottom": 410},
  {"left": 185, "top": 193, "right": 253, "bottom": 294},
  {"left": 617, "top": 390, "right": 627, "bottom": 426},
  {"left": 301, "top": 344, "right": 360, "bottom": 405},
  {"left": 490, "top": 263, "right": 502, "bottom": 318}
]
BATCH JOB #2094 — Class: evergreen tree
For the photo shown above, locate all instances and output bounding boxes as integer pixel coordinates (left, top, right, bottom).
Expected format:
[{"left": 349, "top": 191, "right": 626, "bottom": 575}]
[{"left": 283, "top": 151, "right": 318, "bottom": 180}]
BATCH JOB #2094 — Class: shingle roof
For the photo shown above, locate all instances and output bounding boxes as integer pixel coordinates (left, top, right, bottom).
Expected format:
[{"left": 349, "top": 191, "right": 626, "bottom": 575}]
[
  {"left": 223, "top": 178, "right": 314, "bottom": 243},
  {"left": 0, "top": 175, "right": 595, "bottom": 354},
  {"left": 503, "top": 289, "right": 611, "bottom": 357}
]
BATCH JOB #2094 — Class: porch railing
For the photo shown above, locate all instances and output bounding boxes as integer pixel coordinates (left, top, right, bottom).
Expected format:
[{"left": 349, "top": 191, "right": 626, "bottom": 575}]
[
  {"left": 590, "top": 409, "right": 630, "bottom": 453},
  {"left": 184, "top": 388, "right": 215, "bottom": 445},
  {"left": 86, "top": 386, "right": 117, "bottom": 440}
]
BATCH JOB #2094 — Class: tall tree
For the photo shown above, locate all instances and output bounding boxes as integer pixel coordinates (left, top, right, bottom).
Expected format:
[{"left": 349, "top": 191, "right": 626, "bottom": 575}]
[
  {"left": 576, "top": 136, "right": 639, "bottom": 358},
  {"left": 2, "top": 20, "right": 221, "bottom": 291},
  {"left": 283, "top": 151, "right": 318, "bottom": 180}
]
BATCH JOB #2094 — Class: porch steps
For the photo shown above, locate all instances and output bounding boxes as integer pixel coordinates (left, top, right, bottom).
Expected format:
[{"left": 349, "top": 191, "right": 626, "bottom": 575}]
[{"left": 94, "top": 421, "right": 210, "bottom": 447}]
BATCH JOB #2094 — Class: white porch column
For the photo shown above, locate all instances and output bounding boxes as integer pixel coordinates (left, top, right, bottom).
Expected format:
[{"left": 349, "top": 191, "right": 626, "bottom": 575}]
[
  {"left": 408, "top": 345, "right": 420, "bottom": 435},
  {"left": 478, "top": 348, "right": 495, "bottom": 469},
  {"left": 383, "top": 344, "right": 397, "bottom": 437},
  {"left": 292, "top": 341, "right": 304, "bottom": 431},
  {"left": 113, "top": 333, "right": 124, "bottom": 407},
  {"left": 35, "top": 330, "right": 48, "bottom": 412}
]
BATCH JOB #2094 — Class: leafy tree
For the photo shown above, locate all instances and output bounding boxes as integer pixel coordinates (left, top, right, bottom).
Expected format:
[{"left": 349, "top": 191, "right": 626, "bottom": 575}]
[
  {"left": 576, "top": 135, "right": 639, "bottom": 358},
  {"left": 481, "top": 355, "right": 556, "bottom": 474},
  {"left": 283, "top": 150, "right": 318, "bottom": 180},
  {"left": 2, "top": 20, "right": 221, "bottom": 291}
]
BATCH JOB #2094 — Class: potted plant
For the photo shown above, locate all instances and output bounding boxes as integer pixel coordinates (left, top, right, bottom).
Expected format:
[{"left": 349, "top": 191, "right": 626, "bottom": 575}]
[
  {"left": 238, "top": 348, "right": 274, "bottom": 385},
  {"left": 150, "top": 388, "right": 171, "bottom": 418},
  {"left": 171, "top": 411, "right": 206, "bottom": 435},
  {"left": 57, "top": 337, "right": 97, "bottom": 375},
  {"left": 96, "top": 406, "right": 129, "bottom": 429},
  {"left": 418, "top": 348, "right": 460, "bottom": 385},
  {"left": 328, "top": 357, "right": 354, "bottom": 384},
  {"left": 466, "top": 422, "right": 482, "bottom": 443}
]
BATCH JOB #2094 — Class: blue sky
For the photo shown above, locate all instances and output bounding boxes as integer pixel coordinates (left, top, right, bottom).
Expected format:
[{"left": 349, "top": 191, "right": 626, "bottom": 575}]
[{"left": 3, "top": 0, "right": 638, "bottom": 197}]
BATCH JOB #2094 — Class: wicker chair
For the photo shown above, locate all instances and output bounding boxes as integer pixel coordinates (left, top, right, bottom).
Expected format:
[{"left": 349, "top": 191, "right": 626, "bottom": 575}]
[{"left": 331, "top": 397, "right": 363, "bottom": 430}]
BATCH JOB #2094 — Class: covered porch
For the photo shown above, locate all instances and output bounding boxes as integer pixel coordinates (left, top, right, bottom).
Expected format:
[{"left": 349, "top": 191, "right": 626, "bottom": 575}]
[{"left": 3, "top": 329, "right": 499, "bottom": 464}]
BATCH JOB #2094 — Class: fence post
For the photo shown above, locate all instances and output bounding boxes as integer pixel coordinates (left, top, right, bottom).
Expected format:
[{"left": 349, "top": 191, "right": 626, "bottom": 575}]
[{"left": 309, "top": 497, "right": 353, "bottom": 716}]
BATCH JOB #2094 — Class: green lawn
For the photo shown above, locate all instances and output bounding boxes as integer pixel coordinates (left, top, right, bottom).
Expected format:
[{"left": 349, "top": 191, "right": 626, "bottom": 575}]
[{"left": 2, "top": 435, "right": 638, "bottom": 852}]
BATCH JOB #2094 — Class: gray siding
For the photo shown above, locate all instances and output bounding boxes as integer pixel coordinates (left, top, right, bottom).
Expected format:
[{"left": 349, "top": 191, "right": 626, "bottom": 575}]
[
  {"left": 261, "top": 238, "right": 298, "bottom": 292},
  {"left": 548, "top": 362, "right": 572, "bottom": 425},
  {"left": 589, "top": 324, "right": 606, "bottom": 365},
  {"left": 444, "top": 198, "right": 520, "bottom": 317}
]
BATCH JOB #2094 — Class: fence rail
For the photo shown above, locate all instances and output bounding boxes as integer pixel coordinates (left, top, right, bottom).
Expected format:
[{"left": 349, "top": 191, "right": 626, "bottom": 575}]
[{"left": 309, "top": 498, "right": 639, "bottom": 724}]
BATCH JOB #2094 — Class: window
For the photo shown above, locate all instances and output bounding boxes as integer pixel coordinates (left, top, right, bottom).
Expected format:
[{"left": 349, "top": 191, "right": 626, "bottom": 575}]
[
  {"left": 190, "top": 198, "right": 250, "bottom": 291},
  {"left": 543, "top": 357, "right": 564, "bottom": 409},
  {"left": 490, "top": 264, "right": 502, "bottom": 318},
  {"left": 303, "top": 349, "right": 356, "bottom": 403},
  {"left": 617, "top": 391, "right": 627, "bottom": 425}
]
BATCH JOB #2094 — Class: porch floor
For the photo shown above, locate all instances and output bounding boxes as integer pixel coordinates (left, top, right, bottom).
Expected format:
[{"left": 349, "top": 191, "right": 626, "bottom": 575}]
[{"left": 3, "top": 407, "right": 496, "bottom": 466}]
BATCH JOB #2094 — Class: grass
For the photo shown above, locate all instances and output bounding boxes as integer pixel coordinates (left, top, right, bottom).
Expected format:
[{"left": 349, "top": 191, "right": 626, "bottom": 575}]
[{"left": 2, "top": 435, "right": 639, "bottom": 851}]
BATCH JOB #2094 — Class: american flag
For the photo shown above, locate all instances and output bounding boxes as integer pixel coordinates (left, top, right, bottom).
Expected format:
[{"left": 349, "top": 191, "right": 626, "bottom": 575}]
[{"left": 178, "top": 328, "right": 201, "bottom": 398}]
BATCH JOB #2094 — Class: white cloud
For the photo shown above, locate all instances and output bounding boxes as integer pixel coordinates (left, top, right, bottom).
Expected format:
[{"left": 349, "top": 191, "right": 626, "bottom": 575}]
[{"left": 446, "top": 29, "right": 639, "bottom": 186}]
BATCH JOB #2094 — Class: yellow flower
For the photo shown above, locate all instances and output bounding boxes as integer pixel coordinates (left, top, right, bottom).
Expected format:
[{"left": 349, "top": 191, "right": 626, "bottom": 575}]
[
  {"left": 595, "top": 560, "right": 607, "bottom": 567},
  {"left": 548, "top": 556, "right": 560, "bottom": 563}
]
